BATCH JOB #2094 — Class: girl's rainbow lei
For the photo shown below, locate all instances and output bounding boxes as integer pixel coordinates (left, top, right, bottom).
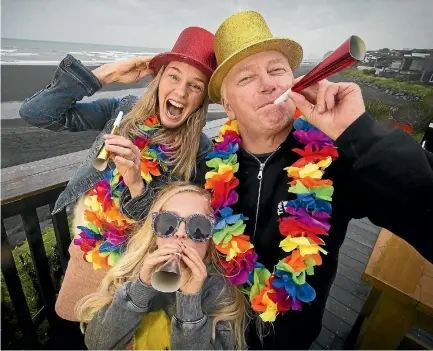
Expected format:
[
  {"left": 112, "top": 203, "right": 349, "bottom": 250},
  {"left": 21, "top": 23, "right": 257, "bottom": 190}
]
[
  {"left": 205, "top": 109, "right": 339, "bottom": 322},
  {"left": 74, "top": 115, "right": 168, "bottom": 269}
]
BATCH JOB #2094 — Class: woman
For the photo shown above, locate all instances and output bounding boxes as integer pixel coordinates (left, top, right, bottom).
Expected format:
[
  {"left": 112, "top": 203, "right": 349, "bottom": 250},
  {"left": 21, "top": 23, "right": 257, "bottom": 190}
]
[
  {"left": 77, "top": 182, "right": 247, "bottom": 350},
  {"left": 19, "top": 27, "right": 217, "bottom": 322}
]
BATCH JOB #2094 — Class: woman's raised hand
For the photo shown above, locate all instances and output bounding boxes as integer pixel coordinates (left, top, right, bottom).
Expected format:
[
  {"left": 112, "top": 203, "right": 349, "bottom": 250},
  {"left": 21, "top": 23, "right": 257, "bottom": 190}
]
[{"left": 93, "top": 56, "right": 154, "bottom": 85}]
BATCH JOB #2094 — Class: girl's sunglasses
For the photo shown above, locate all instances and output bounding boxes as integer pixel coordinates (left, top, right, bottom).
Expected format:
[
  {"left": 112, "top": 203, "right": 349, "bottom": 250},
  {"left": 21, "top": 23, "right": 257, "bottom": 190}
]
[{"left": 151, "top": 211, "right": 214, "bottom": 242}]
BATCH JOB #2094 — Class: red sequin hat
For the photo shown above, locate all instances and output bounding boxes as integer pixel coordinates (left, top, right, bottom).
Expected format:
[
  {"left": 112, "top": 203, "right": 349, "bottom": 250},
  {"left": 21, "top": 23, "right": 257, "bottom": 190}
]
[{"left": 149, "top": 27, "right": 217, "bottom": 79}]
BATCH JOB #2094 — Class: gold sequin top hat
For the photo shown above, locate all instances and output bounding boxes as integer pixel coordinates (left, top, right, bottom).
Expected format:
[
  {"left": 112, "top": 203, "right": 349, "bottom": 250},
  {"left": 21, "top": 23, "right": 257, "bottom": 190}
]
[{"left": 209, "top": 11, "right": 303, "bottom": 103}]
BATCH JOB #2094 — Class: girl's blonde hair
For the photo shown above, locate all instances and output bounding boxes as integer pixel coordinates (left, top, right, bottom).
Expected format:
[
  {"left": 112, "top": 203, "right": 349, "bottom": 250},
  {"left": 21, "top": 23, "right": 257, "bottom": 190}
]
[
  {"left": 76, "top": 182, "right": 248, "bottom": 350},
  {"left": 119, "top": 66, "right": 209, "bottom": 181}
]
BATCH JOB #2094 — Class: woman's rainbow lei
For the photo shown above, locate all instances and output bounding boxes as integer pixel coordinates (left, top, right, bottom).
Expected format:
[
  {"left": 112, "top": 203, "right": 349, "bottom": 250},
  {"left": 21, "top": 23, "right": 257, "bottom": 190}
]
[
  {"left": 205, "top": 109, "right": 339, "bottom": 322},
  {"left": 74, "top": 115, "right": 168, "bottom": 269}
]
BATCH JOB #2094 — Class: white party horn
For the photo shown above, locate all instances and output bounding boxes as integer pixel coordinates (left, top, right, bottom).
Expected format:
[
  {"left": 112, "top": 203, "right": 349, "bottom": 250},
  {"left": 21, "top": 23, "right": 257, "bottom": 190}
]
[
  {"left": 93, "top": 111, "right": 124, "bottom": 171},
  {"left": 151, "top": 253, "right": 182, "bottom": 293}
]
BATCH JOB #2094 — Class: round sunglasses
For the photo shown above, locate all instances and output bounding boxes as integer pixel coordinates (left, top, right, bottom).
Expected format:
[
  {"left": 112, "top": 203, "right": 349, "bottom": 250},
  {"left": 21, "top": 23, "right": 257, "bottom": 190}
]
[{"left": 151, "top": 211, "right": 215, "bottom": 242}]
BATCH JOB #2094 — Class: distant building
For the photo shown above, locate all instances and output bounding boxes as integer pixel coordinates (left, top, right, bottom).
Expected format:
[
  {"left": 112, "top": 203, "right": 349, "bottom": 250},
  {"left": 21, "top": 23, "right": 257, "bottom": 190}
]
[{"left": 359, "top": 48, "right": 433, "bottom": 86}]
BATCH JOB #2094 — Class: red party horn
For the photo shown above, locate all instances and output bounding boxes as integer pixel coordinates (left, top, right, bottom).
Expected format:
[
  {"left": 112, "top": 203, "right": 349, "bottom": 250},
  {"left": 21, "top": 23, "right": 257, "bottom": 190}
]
[{"left": 274, "top": 35, "right": 366, "bottom": 104}]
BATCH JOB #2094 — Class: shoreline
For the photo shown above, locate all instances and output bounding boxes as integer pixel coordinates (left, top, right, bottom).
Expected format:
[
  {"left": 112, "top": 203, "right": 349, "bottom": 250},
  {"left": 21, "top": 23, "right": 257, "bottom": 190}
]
[
  {"left": 1, "top": 63, "right": 149, "bottom": 102},
  {"left": 1, "top": 63, "right": 414, "bottom": 170}
]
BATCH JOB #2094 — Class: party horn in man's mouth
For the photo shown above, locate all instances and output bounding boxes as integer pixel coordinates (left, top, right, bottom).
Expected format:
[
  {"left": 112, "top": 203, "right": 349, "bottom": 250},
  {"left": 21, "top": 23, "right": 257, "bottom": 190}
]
[
  {"left": 93, "top": 111, "right": 124, "bottom": 171},
  {"left": 274, "top": 35, "right": 366, "bottom": 104}
]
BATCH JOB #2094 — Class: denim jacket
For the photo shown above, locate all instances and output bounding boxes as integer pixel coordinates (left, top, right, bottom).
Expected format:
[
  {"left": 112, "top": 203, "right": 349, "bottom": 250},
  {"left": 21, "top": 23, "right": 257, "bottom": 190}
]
[{"left": 19, "top": 55, "right": 213, "bottom": 221}]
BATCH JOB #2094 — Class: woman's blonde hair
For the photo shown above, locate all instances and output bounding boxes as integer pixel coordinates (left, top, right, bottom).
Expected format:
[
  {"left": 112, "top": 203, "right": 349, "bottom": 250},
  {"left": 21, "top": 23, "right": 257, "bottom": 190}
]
[
  {"left": 119, "top": 66, "right": 209, "bottom": 181},
  {"left": 76, "top": 182, "right": 248, "bottom": 349}
]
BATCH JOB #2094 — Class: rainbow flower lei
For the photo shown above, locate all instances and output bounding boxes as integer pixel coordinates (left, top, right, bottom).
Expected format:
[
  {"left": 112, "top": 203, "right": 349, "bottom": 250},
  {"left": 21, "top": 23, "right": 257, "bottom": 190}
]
[
  {"left": 74, "top": 115, "right": 168, "bottom": 269},
  {"left": 205, "top": 109, "right": 339, "bottom": 322}
]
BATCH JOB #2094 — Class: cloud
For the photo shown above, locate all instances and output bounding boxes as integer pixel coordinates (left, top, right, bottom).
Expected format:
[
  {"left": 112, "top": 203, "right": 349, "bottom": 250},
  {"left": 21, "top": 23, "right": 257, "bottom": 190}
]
[{"left": 1, "top": 0, "right": 432, "bottom": 57}]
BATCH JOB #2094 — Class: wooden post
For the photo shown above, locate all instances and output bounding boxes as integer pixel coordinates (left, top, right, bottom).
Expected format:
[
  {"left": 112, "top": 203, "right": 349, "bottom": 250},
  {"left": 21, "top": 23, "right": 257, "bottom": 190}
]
[
  {"left": 1, "top": 221, "right": 39, "bottom": 349},
  {"left": 49, "top": 204, "right": 71, "bottom": 273},
  {"left": 357, "top": 292, "right": 417, "bottom": 349},
  {"left": 20, "top": 208, "right": 57, "bottom": 328}
]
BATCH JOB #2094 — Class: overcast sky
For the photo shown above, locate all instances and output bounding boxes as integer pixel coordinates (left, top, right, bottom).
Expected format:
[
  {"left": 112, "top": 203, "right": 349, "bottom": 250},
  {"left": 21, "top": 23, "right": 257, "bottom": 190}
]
[{"left": 2, "top": 0, "right": 432, "bottom": 58}]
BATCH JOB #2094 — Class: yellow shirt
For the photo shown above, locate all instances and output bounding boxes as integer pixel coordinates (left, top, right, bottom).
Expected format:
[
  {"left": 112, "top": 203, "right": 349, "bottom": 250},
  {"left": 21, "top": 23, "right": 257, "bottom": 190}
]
[{"left": 132, "top": 310, "right": 171, "bottom": 350}]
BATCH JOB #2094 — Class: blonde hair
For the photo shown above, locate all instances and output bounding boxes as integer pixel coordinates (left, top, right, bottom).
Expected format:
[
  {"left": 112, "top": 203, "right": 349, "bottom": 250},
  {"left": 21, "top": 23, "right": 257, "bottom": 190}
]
[
  {"left": 119, "top": 66, "right": 209, "bottom": 181},
  {"left": 76, "top": 182, "right": 248, "bottom": 350}
]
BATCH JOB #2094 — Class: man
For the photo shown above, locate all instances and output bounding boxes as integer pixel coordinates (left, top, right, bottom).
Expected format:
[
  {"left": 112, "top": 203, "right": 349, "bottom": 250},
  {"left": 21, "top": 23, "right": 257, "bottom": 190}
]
[{"left": 206, "top": 11, "right": 433, "bottom": 349}]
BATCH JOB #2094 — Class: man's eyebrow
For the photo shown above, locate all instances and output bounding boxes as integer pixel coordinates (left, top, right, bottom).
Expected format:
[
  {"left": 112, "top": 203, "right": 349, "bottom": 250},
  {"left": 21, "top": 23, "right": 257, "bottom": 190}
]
[
  {"left": 267, "top": 58, "right": 285, "bottom": 65},
  {"left": 234, "top": 58, "right": 287, "bottom": 76},
  {"left": 234, "top": 64, "right": 254, "bottom": 76}
]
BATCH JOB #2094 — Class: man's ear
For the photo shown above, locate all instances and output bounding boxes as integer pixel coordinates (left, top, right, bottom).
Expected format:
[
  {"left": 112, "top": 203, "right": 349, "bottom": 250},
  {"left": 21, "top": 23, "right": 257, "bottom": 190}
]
[{"left": 221, "top": 97, "right": 236, "bottom": 121}]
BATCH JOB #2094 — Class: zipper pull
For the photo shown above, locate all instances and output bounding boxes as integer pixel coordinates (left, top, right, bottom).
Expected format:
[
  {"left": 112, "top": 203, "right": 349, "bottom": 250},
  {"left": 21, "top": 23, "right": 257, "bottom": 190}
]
[{"left": 257, "top": 163, "right": 265, "bottom": 180}]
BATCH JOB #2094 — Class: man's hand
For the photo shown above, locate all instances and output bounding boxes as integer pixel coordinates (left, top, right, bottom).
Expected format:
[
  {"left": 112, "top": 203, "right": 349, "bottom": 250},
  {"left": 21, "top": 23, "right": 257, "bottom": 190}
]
[{"left": 288, "top": 77, "right": 366, "bottom": 140}]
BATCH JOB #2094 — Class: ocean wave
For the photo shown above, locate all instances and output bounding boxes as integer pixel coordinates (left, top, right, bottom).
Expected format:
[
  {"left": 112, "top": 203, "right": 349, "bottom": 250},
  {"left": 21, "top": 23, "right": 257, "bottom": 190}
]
[
  {"left": 9, "top": 52, "right": 39, "bottom": 56},
  {"left": 1, "top": 48, "right": 17, "bottom": 54}
]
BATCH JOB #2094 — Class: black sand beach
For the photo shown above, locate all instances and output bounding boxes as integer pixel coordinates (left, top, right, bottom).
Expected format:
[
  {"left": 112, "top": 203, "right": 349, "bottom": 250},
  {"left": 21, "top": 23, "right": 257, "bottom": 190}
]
[
  {"left": 1, "top": 64, "right": 149, "bottom": 103},
  {"left": 1, "top": 63, "right": 226, "bottom": 168},
  {"left": 1, "top": 63, "right": 410, "bottom": 169}
]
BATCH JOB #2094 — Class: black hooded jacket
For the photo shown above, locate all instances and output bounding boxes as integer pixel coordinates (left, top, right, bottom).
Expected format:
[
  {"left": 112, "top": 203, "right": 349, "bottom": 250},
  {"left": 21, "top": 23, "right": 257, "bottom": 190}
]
[{"left": 200, "top": 113, "right": 433, "bottom": 349}]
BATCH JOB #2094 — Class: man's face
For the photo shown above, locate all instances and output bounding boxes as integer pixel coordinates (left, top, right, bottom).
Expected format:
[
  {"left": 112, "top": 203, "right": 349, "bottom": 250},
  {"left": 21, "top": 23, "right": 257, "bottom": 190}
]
[{"left": 221, "top": 50, "right": 296, "bottom": 137}]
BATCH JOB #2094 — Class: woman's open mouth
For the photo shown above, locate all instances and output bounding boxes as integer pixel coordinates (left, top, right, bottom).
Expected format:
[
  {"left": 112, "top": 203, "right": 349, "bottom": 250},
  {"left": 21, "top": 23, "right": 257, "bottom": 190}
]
[{"left": 165, "top": 99, "right": 185, "bottom": 120}]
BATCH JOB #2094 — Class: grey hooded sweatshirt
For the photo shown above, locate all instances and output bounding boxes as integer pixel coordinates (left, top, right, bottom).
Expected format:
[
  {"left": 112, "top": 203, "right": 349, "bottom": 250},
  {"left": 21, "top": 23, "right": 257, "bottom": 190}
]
[{"left": 84, "top": 273, "right": 238, "bottom": 350}]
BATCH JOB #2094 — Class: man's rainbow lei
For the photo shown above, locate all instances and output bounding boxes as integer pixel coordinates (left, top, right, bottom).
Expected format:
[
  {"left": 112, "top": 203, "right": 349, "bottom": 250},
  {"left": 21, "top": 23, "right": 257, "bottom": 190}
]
[
  {"left": 205, "top": 109, "right": 339, "bottom": 322},
  {"left": 73, "top": 115, "right": 168, "bottom": 269}
]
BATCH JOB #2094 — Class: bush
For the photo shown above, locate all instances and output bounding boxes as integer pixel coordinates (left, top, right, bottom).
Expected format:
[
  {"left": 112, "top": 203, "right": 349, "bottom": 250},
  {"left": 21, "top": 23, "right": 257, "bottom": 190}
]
[{"left": 343, "top": 70, "right": 433, "bottom": 99}]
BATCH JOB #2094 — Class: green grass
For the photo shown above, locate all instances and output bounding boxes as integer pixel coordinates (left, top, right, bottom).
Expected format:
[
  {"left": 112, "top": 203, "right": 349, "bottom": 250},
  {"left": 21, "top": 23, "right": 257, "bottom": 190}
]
[
  {"left": 365, "top": 100, "right": 392, "bottom": 121},
  {"left": 1, "top": 217, "right": 74, "bottom": 346},
  {"left": 344, "top": 69, "right": 433, "bottom": 134},
  {"left": 343, "top": 70, "right": 433, "bottom": 99}
]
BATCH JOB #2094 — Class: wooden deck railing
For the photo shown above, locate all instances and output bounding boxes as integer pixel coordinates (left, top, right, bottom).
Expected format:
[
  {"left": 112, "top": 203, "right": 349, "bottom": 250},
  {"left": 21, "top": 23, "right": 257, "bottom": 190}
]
[{"left": 0, "top": 117, "right": 226, "bottom": 349}]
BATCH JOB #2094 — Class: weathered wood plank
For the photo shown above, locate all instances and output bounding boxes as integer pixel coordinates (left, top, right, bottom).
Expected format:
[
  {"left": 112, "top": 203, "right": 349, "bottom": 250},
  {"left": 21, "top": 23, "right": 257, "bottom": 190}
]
[
  {"left": 329, "top": 335, "right": 345, "bottom": 350},
  {"left": 326, "top": 296, "right": 358, "bottom": 325},
  {"left": 1, "top": 117, "right": 227, "bottom": 204},
  {"left": 342, "top": 237, "right": 372, "bottom": 257},
  {"left": 337, "top": 261, "right": 363, "bottom": 281},
  {"left": 1, "top": 159, "right": 81, "bottom": 204},
  {"left": 0, "top": 150, "right": 88, "bottom": 183},
  {"left": 310, "top": 341, "right": 323, "bottom": 350},
  {"left": 350, "top": 218, "right": 381, "bottom": 235},
  {"left": 408, "top": 327, "right": 433, "bottom": 349},
  {"left": 329, "top": 284, "right": 364, "bottom": 313},
  {"left": 322, "top": 310, "right": 352, "bottom": 339},
  {"left": 315, "top": 327, "right": 336, "bottom": 349},
  {"left": 349, "top": 224, "right": 380, "bottom": 244},
  {"left": 346, "top": 230, "right": 375, "bottom": 249},
  {"left": 334, "top": 273, "right": 371, "bottom": 299},
  {"left": 339, "top": 245, "right": 370, "bottom": 265},
  {"left": 339, "top": 252, "right": 367, "bottom": 273}
]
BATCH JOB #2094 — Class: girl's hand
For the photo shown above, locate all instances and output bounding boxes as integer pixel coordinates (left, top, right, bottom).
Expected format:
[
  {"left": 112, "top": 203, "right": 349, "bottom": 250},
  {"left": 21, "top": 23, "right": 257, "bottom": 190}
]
[
  {"left": 92, "top": 56, "right": 154, "bottom": 85},
  {"left": 105, "top": 135, "right": 143, "bottom": 197},
  {"left": 179, "top": 244, "right": 207, "bottom": 294},
  {"left": 139, "top": 245, "right": 181, "bottom": 285}
]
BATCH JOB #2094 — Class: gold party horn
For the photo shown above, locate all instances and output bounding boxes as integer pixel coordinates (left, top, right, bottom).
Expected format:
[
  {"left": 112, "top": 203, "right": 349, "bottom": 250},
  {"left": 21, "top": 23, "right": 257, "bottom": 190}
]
[
  {"left": 151, "top": 253, "right": 182, "bottom": 293},
  {"left": 93, "top": 111, "right": 124, "bottom": 171}
]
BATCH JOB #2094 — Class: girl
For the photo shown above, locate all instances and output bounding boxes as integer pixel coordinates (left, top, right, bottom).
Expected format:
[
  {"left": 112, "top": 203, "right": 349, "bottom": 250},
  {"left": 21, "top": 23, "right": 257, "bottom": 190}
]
[
  {"left": 77, "top": 182, "right": 247, "bottom": 350},
  {"left": 19, "top": 27, "right": 217, "bottom": 321}
]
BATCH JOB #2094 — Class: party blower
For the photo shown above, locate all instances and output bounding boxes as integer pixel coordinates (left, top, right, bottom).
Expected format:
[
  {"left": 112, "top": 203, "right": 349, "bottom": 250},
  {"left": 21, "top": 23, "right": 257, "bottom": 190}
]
[
  {"left": 93, "top": 111, "right": 125, "bottom": 171},
  {"left": 274, "top": 35, "right": 366, "bottom": 104},
  {"left": 151, "top": 253, "right": 182, "bottom": 292}
]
